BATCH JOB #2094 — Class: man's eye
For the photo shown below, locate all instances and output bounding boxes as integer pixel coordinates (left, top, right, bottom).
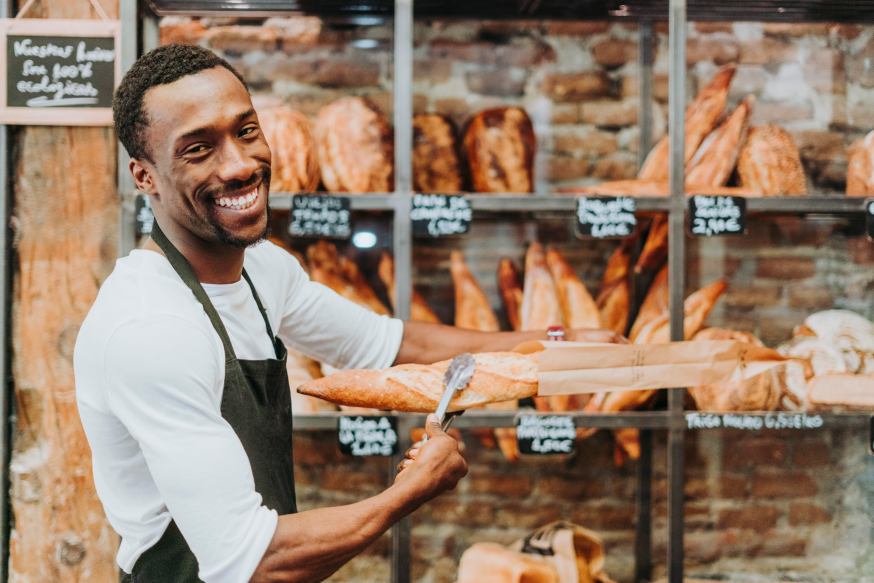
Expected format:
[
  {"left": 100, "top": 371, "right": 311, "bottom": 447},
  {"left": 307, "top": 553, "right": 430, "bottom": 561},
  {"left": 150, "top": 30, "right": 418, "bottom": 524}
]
[
  {"left": 185, "top": 144, "right": 209, "bottom": 155},
  {"left": 240, "top": 125, "right": 259, "bottom": 138}
]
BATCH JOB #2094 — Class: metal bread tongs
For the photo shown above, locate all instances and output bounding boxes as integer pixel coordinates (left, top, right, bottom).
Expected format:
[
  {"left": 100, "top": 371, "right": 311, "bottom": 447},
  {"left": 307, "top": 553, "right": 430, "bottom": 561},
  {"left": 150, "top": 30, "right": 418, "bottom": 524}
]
[{"left": 433, "top": 352, "right": 476, "bottom": 432}]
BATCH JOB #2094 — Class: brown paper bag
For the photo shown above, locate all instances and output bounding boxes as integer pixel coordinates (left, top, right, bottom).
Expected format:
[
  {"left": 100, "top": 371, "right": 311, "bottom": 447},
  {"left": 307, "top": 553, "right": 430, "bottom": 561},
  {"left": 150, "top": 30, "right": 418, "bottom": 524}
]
[
  {"left": 456, "top": 542, "right": 559, "bottom": 583},
  {"left": 510, "top": 521, "right": 616, "bottom": 583}
]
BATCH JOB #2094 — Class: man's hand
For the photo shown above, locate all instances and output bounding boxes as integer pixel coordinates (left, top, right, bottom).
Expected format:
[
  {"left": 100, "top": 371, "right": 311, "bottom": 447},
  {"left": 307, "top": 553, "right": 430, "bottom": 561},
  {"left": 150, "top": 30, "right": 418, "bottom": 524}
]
[
  {"left": 395, "top": 415, "right": 467, "bottom": 499},
  {"left": 568, "top": 327, "right": 629, "bottom": 344}
]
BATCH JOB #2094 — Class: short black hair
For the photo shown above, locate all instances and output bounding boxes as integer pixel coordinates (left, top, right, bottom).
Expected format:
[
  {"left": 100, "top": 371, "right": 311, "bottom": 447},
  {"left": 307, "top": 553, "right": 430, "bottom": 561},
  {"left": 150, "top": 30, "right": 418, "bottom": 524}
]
[{"left": 113, "top": 44, "right": 248, "bottom": 161}]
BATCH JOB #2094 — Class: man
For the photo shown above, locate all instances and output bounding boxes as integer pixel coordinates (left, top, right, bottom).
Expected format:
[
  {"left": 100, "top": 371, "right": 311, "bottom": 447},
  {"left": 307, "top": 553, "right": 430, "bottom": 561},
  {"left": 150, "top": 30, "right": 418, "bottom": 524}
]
[{"left": 75, "top": 44, "right": 620, "bottom": 583}]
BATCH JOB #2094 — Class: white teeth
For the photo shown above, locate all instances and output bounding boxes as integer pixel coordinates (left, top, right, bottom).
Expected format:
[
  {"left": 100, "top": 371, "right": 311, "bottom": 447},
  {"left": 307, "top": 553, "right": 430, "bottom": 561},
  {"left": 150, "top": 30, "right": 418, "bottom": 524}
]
[{"left": 215, "top": 187, "right": 258, "bottom": 210}]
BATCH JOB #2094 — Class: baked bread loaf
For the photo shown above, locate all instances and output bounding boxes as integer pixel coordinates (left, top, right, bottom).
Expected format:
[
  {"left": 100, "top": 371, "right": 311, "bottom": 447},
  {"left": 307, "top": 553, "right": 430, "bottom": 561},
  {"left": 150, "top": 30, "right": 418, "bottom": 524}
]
[
  {"left": 686, "top": 95, "right": 754, "bottom": 188},
  {"left": 546, "top": 246, "right": 601, "bottom": 330},
  {"left": 463, "top": 107, "right": 536, "bottom": 193},
  {"left": 297, "top": 352, "right": 538, "bottom": 412},
  {"left": 807, "top": 373, "right": 874, "bottom": 410},
  {"left": 634, "top": 215, "right": 668, "bottom": 274},
  {"left": 639, "top": 65, "right": 736, "bottom": 181},
  {"left": 457, "top": 543, "right": 558, "bottom": 583},
  {"left": 596, "top": 247, "right": 630, "bottom": 335},
  {"left": 413, "top": 113, "right": 463, "bottom": 193},
  {"left": 377, "top": 252, "right": 440, "bottom": 324},
  {"left": 498, "top": 258, "right": 524, "bottom": 332},
  {"left": 316, "top": 97, "right": 393, "bottom": 193},
  {"left": 847, "top": 130, "right": 874, "bottom": 197},
  {"left": 738, "top": 124, "right": 807, "bottom": 196},
  {"left": 451, "top": 250, "right": 500, "bottom": 332},
  {"left": 521, "top": 242, "right": 563, "bottom": 331},
  {"left": 257, "top": 105, "right": 320, "bottom": 193}
]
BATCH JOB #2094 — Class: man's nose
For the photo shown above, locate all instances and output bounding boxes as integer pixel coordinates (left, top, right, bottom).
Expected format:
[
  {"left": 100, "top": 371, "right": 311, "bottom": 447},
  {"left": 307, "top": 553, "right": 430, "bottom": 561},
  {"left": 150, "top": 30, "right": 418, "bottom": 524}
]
[{"left": 216, "top": 140, "right": 258, "bottom": 184}]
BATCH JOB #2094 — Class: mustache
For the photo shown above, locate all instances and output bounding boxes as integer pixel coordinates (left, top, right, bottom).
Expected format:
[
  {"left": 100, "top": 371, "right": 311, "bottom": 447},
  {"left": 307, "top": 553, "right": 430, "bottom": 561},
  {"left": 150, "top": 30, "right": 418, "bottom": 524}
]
[{"left": 204, "top": 166, "right": 271, "bottom": 199}]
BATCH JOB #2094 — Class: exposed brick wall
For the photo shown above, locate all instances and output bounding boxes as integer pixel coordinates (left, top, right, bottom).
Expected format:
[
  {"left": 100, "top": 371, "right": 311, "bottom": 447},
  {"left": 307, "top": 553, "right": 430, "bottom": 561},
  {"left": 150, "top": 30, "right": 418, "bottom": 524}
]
[{"left": 161, "top": 16, "right": 874, "bottom": 583}]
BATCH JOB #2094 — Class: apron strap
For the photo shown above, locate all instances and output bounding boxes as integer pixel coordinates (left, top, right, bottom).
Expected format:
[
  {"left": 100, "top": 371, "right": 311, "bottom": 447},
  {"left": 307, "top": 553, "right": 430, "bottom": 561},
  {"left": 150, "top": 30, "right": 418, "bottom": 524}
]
[
  {"left": 242, "top": 270, "right": 277, "bottom": 341},
  {"left": 151, "top": 221, "right": 239, "bottom": 361}
]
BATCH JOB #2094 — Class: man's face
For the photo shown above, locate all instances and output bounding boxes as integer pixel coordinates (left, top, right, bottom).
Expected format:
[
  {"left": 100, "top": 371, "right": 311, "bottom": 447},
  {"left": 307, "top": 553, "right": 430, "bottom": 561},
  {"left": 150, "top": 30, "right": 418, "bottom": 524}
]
[{"left": 136, "top": 66, "right": 271, "bottom": 248}]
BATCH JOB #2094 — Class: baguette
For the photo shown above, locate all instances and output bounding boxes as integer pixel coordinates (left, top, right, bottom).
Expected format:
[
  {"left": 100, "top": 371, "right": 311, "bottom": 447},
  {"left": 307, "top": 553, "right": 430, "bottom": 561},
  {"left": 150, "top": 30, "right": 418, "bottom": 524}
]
[
  {"left": 498, "top": 258, "right": 524, "bottom": 331},
  {"left": 297, "top": 352, "right": 538, "bottom": 412},
  {"left": 686, "top": 95, "right": 754, "bottom": 188},
  {"left": 847, "top": 130, "right": 874, "bottom": 197},
  {"left": 546, "top": 246, "right": 601, "bottom": 330},
  {"left": 451, "top": 250, "right": 500, "bottom": 332},
  {"left": 377, "top": 252, "right": 441, "bottom": 324},
  {"left": 738, "top": 124, "right": 807, "bottom": 196},
  {"left": 629, "top": 265, "right": 669, "bottom": 342}
]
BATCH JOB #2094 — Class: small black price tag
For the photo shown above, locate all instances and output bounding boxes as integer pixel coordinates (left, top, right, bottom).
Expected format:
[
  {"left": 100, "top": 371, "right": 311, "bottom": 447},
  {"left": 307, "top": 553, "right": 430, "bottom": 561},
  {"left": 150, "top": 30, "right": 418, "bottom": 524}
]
[
  {"left": 289, "top": 195, "right": 352, "bottom": 239},
  {"left": 515, "top": 413, "right": 576, "bottom": 456},
  {"left": 337, "top": 415, "right": 399, "bottom": 457},
  {"left": 575, "top": 196, "right": 637, "bottom": 239},
  {"left": 135, "top": 194, "right": 154, "bottom": 236},
  {"left": 411, "top": 193, "right": 472, "bottom": 238},
  {"left": 688, "top": 195, "right": 746, "bottom": 237},
  {"left": 866, "top": 198, "right": 874, "bottom": 241}
]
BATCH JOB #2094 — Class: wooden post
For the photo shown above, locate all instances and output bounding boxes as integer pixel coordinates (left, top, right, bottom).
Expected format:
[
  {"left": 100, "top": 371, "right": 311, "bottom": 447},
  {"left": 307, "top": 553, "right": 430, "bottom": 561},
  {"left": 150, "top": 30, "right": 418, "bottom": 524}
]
[{"left": 9, "top": 1, "right": 120, "bottom": 581}]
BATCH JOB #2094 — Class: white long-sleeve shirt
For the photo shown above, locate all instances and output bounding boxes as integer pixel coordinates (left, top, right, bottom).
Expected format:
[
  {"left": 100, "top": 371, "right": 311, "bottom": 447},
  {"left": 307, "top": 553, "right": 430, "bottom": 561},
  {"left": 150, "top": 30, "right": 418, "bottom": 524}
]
[{"left": 74, "top": 241, "right": 403, "bottom": 583}]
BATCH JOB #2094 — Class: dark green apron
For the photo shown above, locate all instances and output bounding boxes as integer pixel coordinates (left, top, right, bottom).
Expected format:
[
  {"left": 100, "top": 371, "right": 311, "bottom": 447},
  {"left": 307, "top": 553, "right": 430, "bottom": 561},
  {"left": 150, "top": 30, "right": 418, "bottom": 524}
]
[{"left": 122, "top": 222, "right": 297, "bottom": 582}]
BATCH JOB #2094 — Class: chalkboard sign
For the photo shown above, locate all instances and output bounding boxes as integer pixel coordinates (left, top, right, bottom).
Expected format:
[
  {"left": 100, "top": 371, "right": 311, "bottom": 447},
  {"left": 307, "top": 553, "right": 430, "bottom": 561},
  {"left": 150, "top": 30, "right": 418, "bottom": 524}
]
[
  {"left": 515, "top": 414, "right": 576, "bottom": 456},
  {"left": 0, "top": 19, "right": 120, "bottom": 126},
  {"left": 688, "top": 195, "right": 746, "bottom": 237},
  {"left": 135, "top": 194, "right": 154, "bottom": 236},
  {"left": 337, "top": 415, "right": 399, "bottom": 457},
  {"left": 686, "top": 412, "right": 824, "bottom": 431},
  {"left": 866, "top": 198, "right": 874, "bottom": 241},
  {"left": 289, "top": 195, "right": 352, "bottom": 239},
  {"left": 411, "top": 194, "right": 472, "bottom": 238},
  {"left": 575, "top": 196, "right": 637, "bottom": 239}
]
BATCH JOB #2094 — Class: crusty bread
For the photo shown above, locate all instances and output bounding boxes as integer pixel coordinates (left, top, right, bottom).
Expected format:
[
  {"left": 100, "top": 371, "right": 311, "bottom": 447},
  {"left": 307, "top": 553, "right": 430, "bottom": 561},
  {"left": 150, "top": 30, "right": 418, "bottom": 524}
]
[
  {"left": 413, "top": 113, "right": 463, "bottom": 193},
  {"left": 634, "top": 215, "right": 669, "bottom": 274},
  {"left": 629, "top": 265, "right": 669, "bottom": 342},
  {"left": 463, "top": 107, "right": 536, "bottom": 193},
  {"left": 378, "top": 252, "right": 440, "bottom": 324},
  {"left": 298, "top": 352, "right": 538, "bottom": 412},
  {"left": 546, "top": 246, "right": 601, "bottom": 330},
  {"left": 521, "top": 242, "right": 562, "bottom": 331},
  {"left": 738, "top": 124, "right": 807, "bottom": 196},
  {"left": 847, "top": 130, "right": 874, "bottom": 197},
  {"left": 807, "top": 373, "right": 874, "bottom": 410},
  {"left": 498, "top": 258, "right": 524, "bottom": 332},
  {"left": 686, "top": 95, "right": 754, "bottom": 188},
  {"left": 451, "top": 250, "right": 500, "bottom": 332},
  {"left": 639, "top": 65, "right": 736, "bottom": 181},
  {"left": 256, "top": 105, "right": 320, "bottom": 193}
]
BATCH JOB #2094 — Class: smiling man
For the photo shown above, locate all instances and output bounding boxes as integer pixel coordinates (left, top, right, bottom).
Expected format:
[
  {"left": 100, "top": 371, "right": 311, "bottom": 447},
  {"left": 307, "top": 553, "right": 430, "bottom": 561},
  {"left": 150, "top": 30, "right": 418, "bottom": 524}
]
[{"left": 74, "top": 44, "right": 621, "bottom": 583}]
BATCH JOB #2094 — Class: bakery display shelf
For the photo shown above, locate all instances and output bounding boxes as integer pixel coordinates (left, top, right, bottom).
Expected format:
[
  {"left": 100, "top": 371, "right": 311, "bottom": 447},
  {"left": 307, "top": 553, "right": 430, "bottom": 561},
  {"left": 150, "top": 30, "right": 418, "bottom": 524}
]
[
  {"left": 269, "top": 192, "right": 396, "bottom": 211},
  {"left": 745, "top": 197, "right": 870, "bottom": 215},
  {"left": 292, "top": 410, "right": 673, "bottom": 431}
]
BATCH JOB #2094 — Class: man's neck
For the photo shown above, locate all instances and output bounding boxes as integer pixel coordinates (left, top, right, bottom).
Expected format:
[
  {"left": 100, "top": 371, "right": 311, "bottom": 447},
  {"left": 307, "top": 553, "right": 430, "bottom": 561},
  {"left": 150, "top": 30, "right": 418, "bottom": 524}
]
[{"left": 146, "top": 227, "right": 246, "bottom": 284}]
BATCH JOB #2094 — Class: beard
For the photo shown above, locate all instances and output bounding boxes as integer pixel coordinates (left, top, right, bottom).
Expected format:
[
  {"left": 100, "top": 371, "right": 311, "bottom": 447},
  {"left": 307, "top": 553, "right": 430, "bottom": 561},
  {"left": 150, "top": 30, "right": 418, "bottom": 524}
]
[{"left": 203, "top": 166, "right": 272, "bottom": 248}]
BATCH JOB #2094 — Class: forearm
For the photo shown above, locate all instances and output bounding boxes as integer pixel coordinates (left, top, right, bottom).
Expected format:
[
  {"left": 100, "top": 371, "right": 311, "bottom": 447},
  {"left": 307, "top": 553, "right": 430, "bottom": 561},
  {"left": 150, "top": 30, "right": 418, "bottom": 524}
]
[
  {"left": 393, "top": 322, "right": 545, "bottom": 365},
  {"left": 252, "top": 480, "right": 424, "bottom": 583}
]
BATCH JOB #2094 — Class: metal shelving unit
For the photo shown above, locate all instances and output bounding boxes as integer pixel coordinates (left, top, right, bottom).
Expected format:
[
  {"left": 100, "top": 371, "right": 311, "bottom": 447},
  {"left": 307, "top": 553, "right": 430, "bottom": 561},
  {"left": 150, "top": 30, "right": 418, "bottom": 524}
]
[{"left": 121, "top": 2, "right": 874, "bottom": 583}]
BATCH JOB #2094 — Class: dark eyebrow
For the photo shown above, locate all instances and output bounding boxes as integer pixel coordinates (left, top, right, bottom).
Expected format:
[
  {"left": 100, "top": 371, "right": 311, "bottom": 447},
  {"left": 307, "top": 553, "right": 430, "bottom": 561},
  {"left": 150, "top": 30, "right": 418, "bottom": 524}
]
[{"left": 174, "top": 108, "right": 257, "bottom": 147}]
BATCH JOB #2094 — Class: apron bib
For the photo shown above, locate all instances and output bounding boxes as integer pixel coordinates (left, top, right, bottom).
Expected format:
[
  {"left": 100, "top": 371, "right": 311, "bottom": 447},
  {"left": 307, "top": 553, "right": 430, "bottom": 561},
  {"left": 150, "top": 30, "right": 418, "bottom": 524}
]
[{"left": 122, "top": 223, "right": 296, "bottom": 582}]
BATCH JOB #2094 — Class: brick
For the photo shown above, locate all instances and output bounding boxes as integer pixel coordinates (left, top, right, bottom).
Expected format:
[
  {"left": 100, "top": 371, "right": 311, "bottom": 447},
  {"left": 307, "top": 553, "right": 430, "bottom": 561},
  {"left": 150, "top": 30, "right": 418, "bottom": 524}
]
[
  {"left": 684, "top": 530, "right": 732, "bottom": 563},
  {"left": 265, "top": 16, "right": 323, "bottom": 47},
  {"left": 494, "top": 502, "right": 565, "bottom": 529},
  {"left": 547, "top": 156, "right": 591, "bottom": 181},
  {"left": 758, "top": 315, "right": 797, "bottom": 346},
  {"left": 805, "top": 49, "right": 845, "bottom": 94},
  {"left": 570, "top": 504, "right": 636, "bottom": 530},
  {"left": 684, "top": 477, "right": 709, "bottom": 500},
  {"left": 789, "top": 501, "right": 832, "bottom": 526},
  {"left": 412, "top": 94, "right": 428, "bottom": 115},
  {"left": 720, "top": 474, "right": 749, "bottom": 499},
  {"left": 296, "top": 59, "right": 381, "bottom": 88},
  {"left": 552, "top": 130, "right": 618, "bottom": 157},
  {"left": 592, "top": 153, "right": 638, "bottom": 180},
  {"left": 581, "top": 99, "right": 637, "bottom": 127},
  {"left": 550, "top": 104, "right": 582, "bottom": 125},
  {"left": 724, "top": 286, "right": 782, "bottom": 309},
  {"left": 537, "top": 475, "right": 609, "bottom": 499},
  {"left": 160, "top": 19, "right": 208, "bottom": 46},
  {"left": 541, "top": 71, "right": 612, "bottom": 102},
  {"left": 723, "top": 438, "right": 788, "bottom": 469},
  {"left": 465, "top": 68, "right": 528, "bottom": 97},
  {"left": 849, "top": 237, "right": 874, "bottom": 265},
  {"left": 848, "top": 101, "right": 874, "bottom": 132},
  {"left": 417, "top": 496, "right": 496, "bottom": 528},
  {"left": 621, "top": 73, "right": 669, "bottom": 103},
  {"left": 739, "top": 38, "right": 798, "bottom": 66},
  {"left": 756, "top": 256, "right": 817, "bottom": 280},
  {"left": 319, "top": 466, "right": 386, "bottom": 493},
  {"left": 751, "top": 471, "right": 817, "bottom": 498},
  {"left": 754, "top": 529, "right": 808, "bottom": 557},
  {"left": 836, "top": 24, "right": 864, "bottom": 39},
  {"left": 793, "top": 130, "right": 846, "bottom": 162},
  {"left": 592, "top": 38, "right": 637, "bottom": 69},
  {"left": 847, "top": 37, "right": 874, "bottom": 88},
  {"left": 433, "top": 98, "right": 470, "bottom": 124},
  {"left": 717, "top": 506, "right": 779, "bottom": 532},
  {"left": 729, "top": 66, "right": 768, "bottom": 99},
  {"left": 787, "top": 286, "right": 834, "bottom": 310},
  {"left": 414, "top": 59, "right": 452, "bottom": 84},
  {"left": 206, "top": 26, "right": 279, "bottom": 53},
  {"left": 752, "top": 100, "right": 816, "bottom": 124},
  {"left": 428, "top": 37, "right": 555, "bottom": 68},
  {"left": 546, "top": 21, "right": 611, "bottom": 36},
  {"left": 468, "top": 473, "right": 533, "bottom": 497},
  {"left": 686, "top": 37, "right": 740, "bottom": 65},
  {"left": 763, "top": 23, "right": 833, "bottom": 37},
  {"left": 695, "top": 22, "right": 734, "bottom": 33}
]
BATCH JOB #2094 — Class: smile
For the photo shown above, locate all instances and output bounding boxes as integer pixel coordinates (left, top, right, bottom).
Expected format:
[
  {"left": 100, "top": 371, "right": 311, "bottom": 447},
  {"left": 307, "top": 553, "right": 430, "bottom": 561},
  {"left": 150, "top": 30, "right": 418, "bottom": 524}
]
[{"left": 214, "top": 186, "right": 259, "bottom": 210}]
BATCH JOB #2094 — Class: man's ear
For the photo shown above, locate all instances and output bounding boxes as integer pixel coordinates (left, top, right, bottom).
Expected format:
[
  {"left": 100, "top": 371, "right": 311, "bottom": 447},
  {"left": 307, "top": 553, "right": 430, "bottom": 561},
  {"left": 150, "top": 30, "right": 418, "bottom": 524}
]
[{"left": 130, "top": 158, "right": 158, "bottom": 197}]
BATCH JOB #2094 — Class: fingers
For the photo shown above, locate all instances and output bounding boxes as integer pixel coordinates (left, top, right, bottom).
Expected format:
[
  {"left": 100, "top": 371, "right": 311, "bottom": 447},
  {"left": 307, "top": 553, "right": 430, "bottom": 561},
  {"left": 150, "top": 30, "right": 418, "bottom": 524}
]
[{"left": 424, "top": 414, "right": 445, "bottom": 439}]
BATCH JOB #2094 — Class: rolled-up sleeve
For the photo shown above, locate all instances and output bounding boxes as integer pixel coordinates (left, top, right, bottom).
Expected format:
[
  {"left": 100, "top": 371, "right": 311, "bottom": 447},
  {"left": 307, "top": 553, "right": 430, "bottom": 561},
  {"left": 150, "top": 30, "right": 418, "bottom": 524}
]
[{"left": 104, "top": 316, "right": 278, "bottom": 583}]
